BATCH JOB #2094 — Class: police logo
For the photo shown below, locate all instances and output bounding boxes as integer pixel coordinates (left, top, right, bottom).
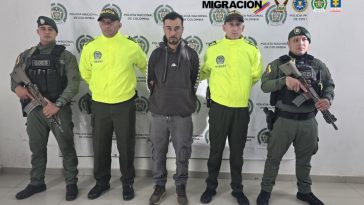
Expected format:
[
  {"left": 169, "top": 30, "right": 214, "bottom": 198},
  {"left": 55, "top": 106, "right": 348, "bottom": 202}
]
[
  {"left": 294, "top": 28, "right": 301, "bottom": 34},
  {"left": 257, "top": 128, "right": 270, "bottom": 145},
  {"left": 135, "top": 96, "right": 149, "bottom": 113},
  {"left": 312, "top": 0, "right": 327, "bottom": 12},
  {"left": 265, "top": 5, "right": 287, "bottom": 26},
  {"left": 76, "top": 35, "right": 93, "bottom": 53},
  {"left": 292, "top": 0, "right": 308, "bottom": 12},
  {"left": 204, "top": 129, "right": 210, "bottom": 144},
  {"left": 51, "top": 3, "right": 67, "bottom": 24},
  {"left": 216, "top": 55, "right": 225, "bottom": 64},
  {"left": 209, "top": 8, "right": 229, "bottom": 26},
  {"left": 245, "top": 36, "right": 258, "bottom": 47},
  {"left": 154, "top": 5, "right": 174, "bottom": 25},
  {"left": 194, "top": 98, "right": 202, "bottom": 114},
  {"left": 102, "top": 4, "right": 122, "bottom": 20},
  {"left": 132, "top": 35, "right": 150, "bottom": 54},
  {"left": 186, "top": 36, "right": 203, "bottom": 54},
  {"left": 248, "top": 99, "right": 254, "bottom": 115},
  {"left": 94, "top": 51, "right": 102, "bottom": 60},
  {"left": 274, "top": 0, "right": 289, "bottom": 12}
]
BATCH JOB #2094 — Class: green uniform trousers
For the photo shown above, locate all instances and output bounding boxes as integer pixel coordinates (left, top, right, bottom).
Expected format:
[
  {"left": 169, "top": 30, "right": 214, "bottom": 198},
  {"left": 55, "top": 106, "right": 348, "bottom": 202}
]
[
  {"left": 261, "top": 116, "right": 318, "bottom": 193},
  {"left": 26, "top": 105, "right": 78, "bottom": 185},
  {"left": 91, "top": 99, "right": 136, "bottom": 186},
  {"left": 206, "top": 102, "right": 250, "bottom": 192}
]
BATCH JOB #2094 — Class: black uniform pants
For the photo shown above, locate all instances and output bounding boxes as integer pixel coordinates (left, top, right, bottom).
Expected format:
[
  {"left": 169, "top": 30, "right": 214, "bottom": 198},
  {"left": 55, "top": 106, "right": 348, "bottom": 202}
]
[
  {"left": 205, "top": 102, "right": 250, "bottom": 192},
  {"left": 91, "top": 99, "right": 136, "bottom": 186}
]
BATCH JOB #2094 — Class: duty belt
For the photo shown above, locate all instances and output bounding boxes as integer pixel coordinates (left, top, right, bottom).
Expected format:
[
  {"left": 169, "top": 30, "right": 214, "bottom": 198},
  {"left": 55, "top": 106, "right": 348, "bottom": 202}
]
[{"left": 276, "top": 108, "right": 316, "bottom": 120}]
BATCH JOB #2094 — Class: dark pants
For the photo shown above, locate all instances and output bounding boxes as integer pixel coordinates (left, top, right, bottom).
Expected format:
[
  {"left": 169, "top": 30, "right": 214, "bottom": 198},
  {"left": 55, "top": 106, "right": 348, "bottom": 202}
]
[
  {"left": 91, "top": 99, "right": 136, "bottom": 186},
  {"left": 26, "top": 105, "right": 78, "bottom": 186},
  {"left": 261, "top": 117, "right": 318, "bottom": 193},
  {"left": 205, "top": 102, "right": 250, "bottom": 192}
]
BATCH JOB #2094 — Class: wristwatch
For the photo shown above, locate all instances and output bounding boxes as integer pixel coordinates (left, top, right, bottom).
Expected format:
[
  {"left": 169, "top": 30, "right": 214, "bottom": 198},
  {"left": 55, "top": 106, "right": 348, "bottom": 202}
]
[{"left": 55, "top": 101, "right": 64, "bottom": 108}]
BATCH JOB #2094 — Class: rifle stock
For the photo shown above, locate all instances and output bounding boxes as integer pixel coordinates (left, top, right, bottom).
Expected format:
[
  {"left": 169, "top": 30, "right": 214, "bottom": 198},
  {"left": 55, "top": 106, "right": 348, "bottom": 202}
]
[{"left": 10, "top": 65, "right": 64, "bottom": 133}]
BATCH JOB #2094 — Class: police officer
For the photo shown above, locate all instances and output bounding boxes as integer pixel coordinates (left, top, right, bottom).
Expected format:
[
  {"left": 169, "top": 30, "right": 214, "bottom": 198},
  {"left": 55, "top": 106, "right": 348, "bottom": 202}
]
[
  {"left": 79, "top": 8, "right": 147, "bottom": 200},
  {"left": 199, "top": 10, "right": 263, "bottom": 205},
  {"left": 11, "top": 16, "right": 80, "bottom": 201},
  {"left": 256, "top": 26, "right": 335, "bottom": 205},
  {"left": 147, "top": 12, "right": 199, "bottom": 205}
]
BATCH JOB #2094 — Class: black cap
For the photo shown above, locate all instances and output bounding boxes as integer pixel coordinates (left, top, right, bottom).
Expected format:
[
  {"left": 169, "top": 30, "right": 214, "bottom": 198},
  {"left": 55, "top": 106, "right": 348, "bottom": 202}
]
[
  {"left": 97, "top": 8, "right": 120, "bottom": 21},
  {"left": 224, "top": 10, "right": 244, "bottom": 23},
  {"left": 37, "top": 16, "right": 58, "bottom": 33},
  {"left": 288, "top": 26, "right": 311, "bottom": 43}
]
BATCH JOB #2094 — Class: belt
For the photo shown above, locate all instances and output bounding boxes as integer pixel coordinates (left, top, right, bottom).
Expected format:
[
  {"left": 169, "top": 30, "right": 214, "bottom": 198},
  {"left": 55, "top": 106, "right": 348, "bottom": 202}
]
[{"left": 276, "top": 108, "right": 316, "bottom": 120}]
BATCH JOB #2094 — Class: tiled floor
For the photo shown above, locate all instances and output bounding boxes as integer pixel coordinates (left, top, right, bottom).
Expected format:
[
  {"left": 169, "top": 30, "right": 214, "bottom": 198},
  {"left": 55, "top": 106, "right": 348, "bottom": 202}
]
[{"left": 0, "top": 173, "right": 363, "bottom": 205}]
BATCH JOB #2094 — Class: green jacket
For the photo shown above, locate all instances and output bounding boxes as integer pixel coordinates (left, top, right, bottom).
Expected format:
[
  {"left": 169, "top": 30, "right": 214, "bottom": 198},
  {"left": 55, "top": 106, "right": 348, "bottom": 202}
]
[
  {"left": 11, "top": 42, "right": 81, "bottom": 105},
  {"left": 261, "top": 54, "right": 335, "bottom": 113},
  {"left": 200, "top": 37, "right": 263, "bottom": 107}
]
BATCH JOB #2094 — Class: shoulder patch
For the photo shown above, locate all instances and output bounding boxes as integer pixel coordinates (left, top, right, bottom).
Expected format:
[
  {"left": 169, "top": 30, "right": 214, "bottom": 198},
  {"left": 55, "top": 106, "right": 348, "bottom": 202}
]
[
  {"left": 15, "top": 55, "right": 21, "bottom": 65},
  {"left": 265, "top": 64, "right": 272, "bottom": 74},
  {"left": 127, "top": 36, "right": 137, "bottom": 43}
]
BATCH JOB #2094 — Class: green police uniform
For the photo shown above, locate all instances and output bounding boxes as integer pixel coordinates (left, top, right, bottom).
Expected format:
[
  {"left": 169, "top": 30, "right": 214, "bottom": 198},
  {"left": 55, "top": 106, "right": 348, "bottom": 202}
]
[
  {"left": 260, "top": 53, "right": 335, "bottom": 194},
  {"left": 11, "top": 42, "right": 80, "bottom": 186}
]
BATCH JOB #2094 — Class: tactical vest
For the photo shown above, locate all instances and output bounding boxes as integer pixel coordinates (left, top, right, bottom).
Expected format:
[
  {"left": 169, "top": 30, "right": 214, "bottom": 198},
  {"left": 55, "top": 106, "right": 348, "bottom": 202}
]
[
  {"left": 26, "top": 45, "right": 67, "bottom": 102},
  {"left": 271, "top": 54, "right": 322, "bottom": 107}
]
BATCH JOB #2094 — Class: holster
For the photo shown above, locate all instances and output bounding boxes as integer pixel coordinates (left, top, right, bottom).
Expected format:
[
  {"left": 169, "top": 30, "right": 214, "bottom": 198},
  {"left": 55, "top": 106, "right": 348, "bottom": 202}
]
[{"left": 263, "top": 107, "right": 277, "bottom": 130}]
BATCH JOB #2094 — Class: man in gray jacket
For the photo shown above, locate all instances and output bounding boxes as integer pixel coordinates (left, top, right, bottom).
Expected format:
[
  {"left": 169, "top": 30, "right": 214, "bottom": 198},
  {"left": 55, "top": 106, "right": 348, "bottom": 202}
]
[{"left": 147, "top": 11, "right": 199, "bottom": 205}]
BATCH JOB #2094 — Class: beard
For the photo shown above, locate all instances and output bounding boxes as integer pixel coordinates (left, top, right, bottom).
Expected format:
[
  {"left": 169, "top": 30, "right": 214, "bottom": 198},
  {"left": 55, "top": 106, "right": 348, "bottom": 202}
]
[{"left": 168, "top": 36, "right": 180, "bottom": 45}]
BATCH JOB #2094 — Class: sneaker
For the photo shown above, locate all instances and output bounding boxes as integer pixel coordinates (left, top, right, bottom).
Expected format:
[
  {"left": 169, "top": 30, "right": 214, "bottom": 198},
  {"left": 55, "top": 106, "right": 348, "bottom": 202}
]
[
  {"left": 256, "top": 190, "right": 271, "bottom": 205},
  {"left": 123, "top": 184, "right": 135, "bottom": 201},
  {"left": 87, "top": 184, "right": 110, "bottom": 199},
  {"left": 66, "top": 184, "right": 78, "bottom": 201},
  {"left": 296, "top": 192, "right": 324, "bottom": 205},
  {"left": 15, "top": 184, "right": 46, "bottom": 200},
  {"left": 200, "top": 188, "right": 216, "bottom": 204},
  {"left": 176, "top": 184, "right": 188, "bottom": 205},
  {"left": 149, "top": 185, "right": 166, "bottom": 205},
  {"left": 231, "top": 191, "right": 250, "bottom": 205}
]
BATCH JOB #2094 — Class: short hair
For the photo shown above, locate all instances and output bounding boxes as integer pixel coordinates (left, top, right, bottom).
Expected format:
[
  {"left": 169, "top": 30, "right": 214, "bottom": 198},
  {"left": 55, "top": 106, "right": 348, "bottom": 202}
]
[{"left": 162, "top": 12, "right": 184, "bottom": 25}]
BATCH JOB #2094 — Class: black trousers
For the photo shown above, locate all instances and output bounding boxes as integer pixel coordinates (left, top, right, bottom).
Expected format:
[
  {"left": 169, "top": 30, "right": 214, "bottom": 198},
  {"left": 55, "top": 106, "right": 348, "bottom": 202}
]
[
  {"left": 205, "top": 102, "right": 250, "bottom": 192},
  {"left": 91, "top": 99, "right": 136, "bottom": 186}
]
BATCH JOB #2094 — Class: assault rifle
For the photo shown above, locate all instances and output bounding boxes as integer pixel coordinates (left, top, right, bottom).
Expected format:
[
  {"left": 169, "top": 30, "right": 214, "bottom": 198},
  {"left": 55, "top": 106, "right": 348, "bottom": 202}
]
[
  {"left": 10, "top": 65, "right": 64, "bottom": 133},
  {"left": 279, "top": 60, "right": 338, "bottom": 130}
]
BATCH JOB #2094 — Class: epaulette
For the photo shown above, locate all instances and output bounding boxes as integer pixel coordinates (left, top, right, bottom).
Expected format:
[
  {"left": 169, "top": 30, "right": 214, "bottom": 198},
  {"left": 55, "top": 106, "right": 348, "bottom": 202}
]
[
  {"left": 83, "top": 38, "right": 95, "bottom": 46},
  {"left": 244, "top": 37, "right": 258, "bottom": 48},
  {"left": 208, "top": 40, "right": 218, "bottom": 47},
  {"left": 127, "top": 36, "right": 137, "bottom": 43}
]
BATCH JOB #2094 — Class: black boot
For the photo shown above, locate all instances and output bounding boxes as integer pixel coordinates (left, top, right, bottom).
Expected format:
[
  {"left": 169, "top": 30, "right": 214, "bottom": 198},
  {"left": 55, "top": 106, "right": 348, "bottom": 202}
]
[
  {"left": 123, "top": 184, "right": 135, "bottom": 201},
  {"left": 66, "top": 184, "right": 78, "bottom": 201},
  {"left": 200, "top": 187, "right": 216, "bottom": 204},
  {"left": 296, "top": 192, "right": 324, "bottom": 205},
  {"left": 231, "top": 191, "right": 250, "bottom": 205},
  {"left": 15, "top": 184, "right": 46, "bottom": 200},
  {"left": 87, "top": 184, "right": 110, "bottom": 199},
  {"left": 256, "top": 190, "right": 271, "bottom": 205}
]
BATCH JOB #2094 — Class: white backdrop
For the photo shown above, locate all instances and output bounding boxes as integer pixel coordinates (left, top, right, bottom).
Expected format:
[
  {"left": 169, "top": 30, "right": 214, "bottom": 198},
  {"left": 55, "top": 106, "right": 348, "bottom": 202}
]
[{"left": 1, "top": 0, "right": 364, "bottom": 177}]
